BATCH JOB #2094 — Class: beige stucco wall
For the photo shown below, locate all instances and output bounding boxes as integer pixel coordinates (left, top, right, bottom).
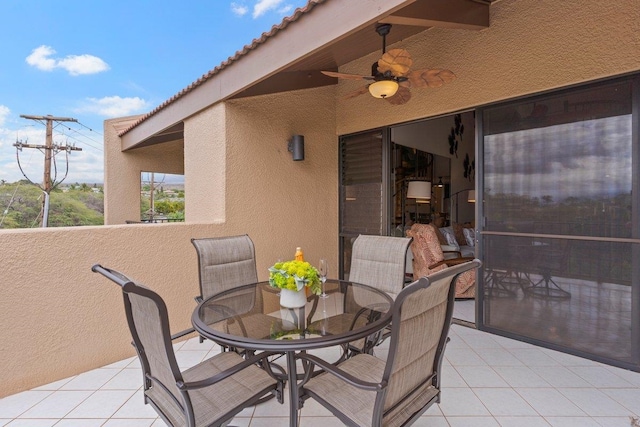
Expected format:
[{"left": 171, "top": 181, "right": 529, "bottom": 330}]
[
  {"left": 336, "top": 0, "right": 640, "bottom": 135},
  {"left": 104, "top": 116, "right": 185, "bottom": 225},
  {"left": 0, "top": 223, "right": 217, "bottom": 397},
  {"left": 0, "top": 85, "right": 337, "bottom": 397}
]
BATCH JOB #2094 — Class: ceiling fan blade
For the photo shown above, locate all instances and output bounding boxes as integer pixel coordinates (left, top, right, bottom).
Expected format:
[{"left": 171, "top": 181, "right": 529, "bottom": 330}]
[
  {"left": 343, "top": 85, "right": 371, "bottom": 100},
  {"left": 321, "top": 70, "right": 373, "bottom": 81},
  {"left": 386, "top": 86, "right": 411, "bottom": 105},
  {"left": 377, "top": 49, "right": 413, "bottom": 77},
  {"left": 406, "top": 68, "right": 457, "bottom": 88}
]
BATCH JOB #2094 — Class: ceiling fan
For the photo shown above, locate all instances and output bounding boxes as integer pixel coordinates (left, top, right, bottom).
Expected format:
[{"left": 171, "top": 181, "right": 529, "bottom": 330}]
[{"left": 321, "top": 24, "right": 456, "bottom": 105}]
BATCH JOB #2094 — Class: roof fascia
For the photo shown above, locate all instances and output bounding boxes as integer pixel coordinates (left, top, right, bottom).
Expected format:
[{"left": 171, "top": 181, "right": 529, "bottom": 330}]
[{"left": 121, "top": 0, "right": 417, "bottom": 151}]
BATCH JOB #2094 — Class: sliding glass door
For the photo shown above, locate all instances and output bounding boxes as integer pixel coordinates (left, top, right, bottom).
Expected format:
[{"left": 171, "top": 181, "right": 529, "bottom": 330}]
[{"left": 479, "top": 76, "right": 639, "bottom": 370}]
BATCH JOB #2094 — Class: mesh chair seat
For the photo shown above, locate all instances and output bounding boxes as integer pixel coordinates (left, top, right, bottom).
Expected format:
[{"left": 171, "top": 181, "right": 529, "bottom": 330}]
[
  {"left": 146, "top": 352, "right": 276, "bottom": 427},
  {"left": 299, "top": 260, "right": 481, "bottom": 427},
  {"left": 92, "top": 264, "right": 279, "bottom": 427}
]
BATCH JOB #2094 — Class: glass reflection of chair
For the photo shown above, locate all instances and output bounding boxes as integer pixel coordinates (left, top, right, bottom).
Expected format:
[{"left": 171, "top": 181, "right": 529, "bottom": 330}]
[
  {"left": 522, "top": 238, "right": 572, "bottom": 299},
  {"left": 298, "top": 260, "right": 482, "bottom": 427},
  {"left": 91, "top": 264, "right": 282, "bottom": 426}
]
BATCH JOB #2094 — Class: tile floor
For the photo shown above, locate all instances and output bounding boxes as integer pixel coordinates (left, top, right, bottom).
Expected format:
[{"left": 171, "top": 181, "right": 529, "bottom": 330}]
[{"left": 2, "top": 324, "right": 639, "bottom": 426}]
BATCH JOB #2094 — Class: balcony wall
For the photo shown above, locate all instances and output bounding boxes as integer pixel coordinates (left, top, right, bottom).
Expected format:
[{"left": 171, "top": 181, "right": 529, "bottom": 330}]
[{"left": 1, "top": 86, "right": 338, "bottom": 397}]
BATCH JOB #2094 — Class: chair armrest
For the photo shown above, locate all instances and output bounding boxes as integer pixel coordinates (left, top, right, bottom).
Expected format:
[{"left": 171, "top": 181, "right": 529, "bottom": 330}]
[
  {"left": 176, "top": 350, "right": 280, "bottom": 390},
  {"left": 297, "top": 353, "right": 386, "bottom": 392},
  {"left": 443, "top": 250, "right": 462, "bottom": 258},
  {"left": 171, "top": 328, "right": 196, "bottom": 341}
]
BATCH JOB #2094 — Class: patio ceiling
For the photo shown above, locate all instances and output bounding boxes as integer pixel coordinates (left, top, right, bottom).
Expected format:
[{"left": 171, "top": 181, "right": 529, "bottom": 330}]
[{"left": 120, "top": 0, "right": 494, "bottom": 150}]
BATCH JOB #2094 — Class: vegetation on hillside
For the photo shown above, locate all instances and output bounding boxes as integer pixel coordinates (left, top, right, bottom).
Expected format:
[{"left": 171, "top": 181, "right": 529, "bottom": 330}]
[{"left": 0, "top": 181, "right": 104, "bottom": 228}]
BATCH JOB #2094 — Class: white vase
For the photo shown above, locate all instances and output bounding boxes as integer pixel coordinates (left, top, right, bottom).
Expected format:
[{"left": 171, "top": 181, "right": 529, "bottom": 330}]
[{"left": 279, "top": 288, "right": 307, "bottom": 308}]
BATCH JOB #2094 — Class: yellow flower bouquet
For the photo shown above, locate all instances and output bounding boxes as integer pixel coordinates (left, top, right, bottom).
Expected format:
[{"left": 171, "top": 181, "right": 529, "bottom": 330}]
[{"left": 268, "top": 260, "right": 321, "bottom": 295}]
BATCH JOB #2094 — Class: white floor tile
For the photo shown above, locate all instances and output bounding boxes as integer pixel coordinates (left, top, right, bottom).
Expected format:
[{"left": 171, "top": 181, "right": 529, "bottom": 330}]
[
  {"left": 0, "top": 391, "right": 52, "bottom": 418},
  {"left": 32, "top": 377, "right": 75, "bottom": 392},
  {"left": 174, "top": 350, "right": 208, "bottom": 369},
  {"left": 60, "top": 369, "right": 120, "bottom": 391},
  {"left": 445, "top": 346, "right": 487, "bottom": 367},
  {"left": 557, "top": 388, "right": 633, "bottom": 417},
  {"left": 509, "top": 349, "right": 562, "bottom": 367},
  {"left": 412, "top": 416, "right": 450, "bottom": 427},
  {"left": 494, "top": 416, "right": 552, "bottom": 426},
  {"left": 566, "top": 367, "right": 634, "bottom": 388},
  {"left": 492, "top": 366, "right": 551, "bottom": 388},
  {"left": 5, "top": 419, "right": 57, "bottom": 426},
  {"left": 19, "top": 391, "right": 92, "bottom": 419},
  {"left": 101, "top": 420, "right": 154, "bottom": 427},
  {"left": 535, "top": 367, "right": 592, "bottom": 388},
  {"left": 544, "top": 416, "right": 602, "bottom": 427},
  {"left": 442, "top": 365, "right": 469, "bottom": 388},
  {"left": 53, "top": 419, "right": 106, "bottom": 426},
  {"left": 437, "top": 388, "right": 491, "bottom": 416},
  {"left": 112, "top": 391, "right": 158, "bottom": 418},
  {"left": 594, "top": 416, "right": 640, "bottom": 426},
  {"left": 475, "top": 348, "right": 525, "bottom": 367},
  {"left": 514, "top": 388, "right": 585, "bottom": 417},
  {"left": 600, "top": 389, "right": 640, "bottom": 416},
  {"left": 101, "top": 368, "right": 143, "bottom": 390},
  {"left": 456, "top": 366, "right": 510, "bottom": 388},
  {"left": 446, "top": 416, "right": 501, "bottom": 426},
  {"left": 65, "top": 390, "right": 135, "bottom": 418},
  {"left": 474, "top": 388, "right": 538, "bottom": 416},
  {"left": 248, "top": 417, "right": 290, "bottom": 426}
]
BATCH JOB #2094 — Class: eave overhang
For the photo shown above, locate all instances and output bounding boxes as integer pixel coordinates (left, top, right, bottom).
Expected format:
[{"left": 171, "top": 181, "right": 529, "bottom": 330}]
[{"left": 119, "top": 0, "right": 491, "bottom": 151}]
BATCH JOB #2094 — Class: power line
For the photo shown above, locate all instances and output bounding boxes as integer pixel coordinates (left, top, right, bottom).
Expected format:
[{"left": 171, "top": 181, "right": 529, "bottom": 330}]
[{"left": 14, "top": 114, "right": 82, "bottom": 227}]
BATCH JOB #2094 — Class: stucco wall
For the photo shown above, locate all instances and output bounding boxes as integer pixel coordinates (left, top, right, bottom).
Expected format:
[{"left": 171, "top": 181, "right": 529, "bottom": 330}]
[
  {"left": 336, "top": 0, "right": 640, "bottom": 135},
  {"left": 223, "top": 85, "right": 339, "bottom": 265},
  {"left": 0, "top": 223, "right": 219, "bottom": 397},
  {"left": 0, "top": 85, "right": 337, "bottom": 397},
  {"left": 104, "top": 117, "right": 185, "bottom": 225}
]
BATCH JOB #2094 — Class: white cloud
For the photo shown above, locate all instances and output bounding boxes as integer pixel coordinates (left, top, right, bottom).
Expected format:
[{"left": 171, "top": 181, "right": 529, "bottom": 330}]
[
  {"left": 278, "top": 5, "right": 293, "bottom": 14},
  {"left": 77, "top": 96, "right": 149, "bottom": 118},
  {"left": 253, "top": 0, "right": 284, "bottom": 18},
  {"left": 231, "top": 2, "right": 248, "bottom": 16},
  {"left": 26, "top": 45, "right": 109, "bottom": 76},
  {"left": 0, "top": 105, "right": 10, "bottom": 127}
]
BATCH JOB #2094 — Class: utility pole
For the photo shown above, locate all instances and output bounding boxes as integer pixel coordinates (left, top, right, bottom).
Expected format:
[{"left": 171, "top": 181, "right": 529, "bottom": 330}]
[{"left": 14, "top": 115, "right": 82, "bottom": 227}]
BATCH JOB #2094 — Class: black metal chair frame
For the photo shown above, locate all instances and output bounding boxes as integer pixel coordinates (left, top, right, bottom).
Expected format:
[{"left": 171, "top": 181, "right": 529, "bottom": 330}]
[
  {"left": 92, "top": 264, "right": 282, "bottom": 427},
  {"left": 297, "top": 260, "right": 482, "bottom": 427}
]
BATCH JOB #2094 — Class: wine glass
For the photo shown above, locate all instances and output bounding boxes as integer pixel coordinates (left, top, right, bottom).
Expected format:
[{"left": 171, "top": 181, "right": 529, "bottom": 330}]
[{"left": 319, "top": 258, "right": 329, "bottom": 299}]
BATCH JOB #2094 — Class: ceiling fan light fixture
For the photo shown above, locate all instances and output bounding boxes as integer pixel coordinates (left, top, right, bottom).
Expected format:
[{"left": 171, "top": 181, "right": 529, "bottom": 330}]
[{"left": 368, "top": 79, "right": 399, "bottom": 99}]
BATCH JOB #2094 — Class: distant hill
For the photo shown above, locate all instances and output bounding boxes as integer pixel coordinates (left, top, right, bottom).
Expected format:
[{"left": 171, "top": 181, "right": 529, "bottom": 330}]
[{"left": 0, "top": 181, "right": 103, "bottom": 228}]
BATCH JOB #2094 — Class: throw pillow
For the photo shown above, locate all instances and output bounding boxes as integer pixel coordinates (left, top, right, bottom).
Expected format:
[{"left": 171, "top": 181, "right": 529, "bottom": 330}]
[
  {"left": 431, "top": 224, "right": 447, "bottom": 245},
  {"left": 452, "top": 223, "right": 467, "bottom": 246},
  {"left": 440, "top": 227, "right": 460, "bottom": 250},
  {"left": 463, "top": 227, "right": 475, "bottom": 247}
]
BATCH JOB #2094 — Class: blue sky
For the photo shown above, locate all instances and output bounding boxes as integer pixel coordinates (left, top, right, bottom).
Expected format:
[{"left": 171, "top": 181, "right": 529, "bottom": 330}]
[{"left": 0, "top": 0, "right": 309, "bottom": 184}]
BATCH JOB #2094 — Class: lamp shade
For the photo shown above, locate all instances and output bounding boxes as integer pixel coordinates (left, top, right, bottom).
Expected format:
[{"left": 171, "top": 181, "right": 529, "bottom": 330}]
[
  {"left": 368, "top": 80, "right": 399, "bottom": 99},
  {"left": 407, "top": 181, "right": 431, "bottom": 200},
  {"left": 467, "top": 190, "right": 476, "bottom": 203}
]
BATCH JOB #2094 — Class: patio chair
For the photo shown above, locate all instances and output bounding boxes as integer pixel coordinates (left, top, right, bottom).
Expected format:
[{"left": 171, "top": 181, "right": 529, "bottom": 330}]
[
  {"left": 191, "top": 235, "right": 258, "bottom": 302},
  {"left": 191, "top": 235, "right": 275, "bottom": 348},
  {"left": 346, "top": 234, "right": 412, "bottom": 354},
  {"left": 407, "top": 223, "right": 476, "bottom": 298},
  {"left": 91, "top": 264, "right": 281, "bottom": 427},
  {"left": 298, "top": 259, "right": 481, "bottom": 427}
]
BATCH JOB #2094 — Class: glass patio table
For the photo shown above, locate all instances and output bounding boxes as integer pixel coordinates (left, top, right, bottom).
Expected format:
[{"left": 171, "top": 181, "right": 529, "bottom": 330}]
[{"left": 192, "top": 279, "right": 393, "bottom": 427}]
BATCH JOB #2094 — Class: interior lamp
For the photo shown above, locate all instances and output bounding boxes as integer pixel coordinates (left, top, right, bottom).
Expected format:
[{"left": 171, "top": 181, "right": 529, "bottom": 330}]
[
  {"left": 369, "top": 80, "right": 399, "bottom": 99},
  {"left": 407, "top": 181, "right": 431, "bottom": 200},
  {"left": 467, "top": 190, "right": 476, "bottom": 203}
]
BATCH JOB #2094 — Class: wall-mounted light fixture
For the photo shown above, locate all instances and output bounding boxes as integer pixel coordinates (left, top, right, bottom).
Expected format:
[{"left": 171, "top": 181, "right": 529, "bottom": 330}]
[{"left": 288, "top": 135, "right": 305, "bottom": 161}]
